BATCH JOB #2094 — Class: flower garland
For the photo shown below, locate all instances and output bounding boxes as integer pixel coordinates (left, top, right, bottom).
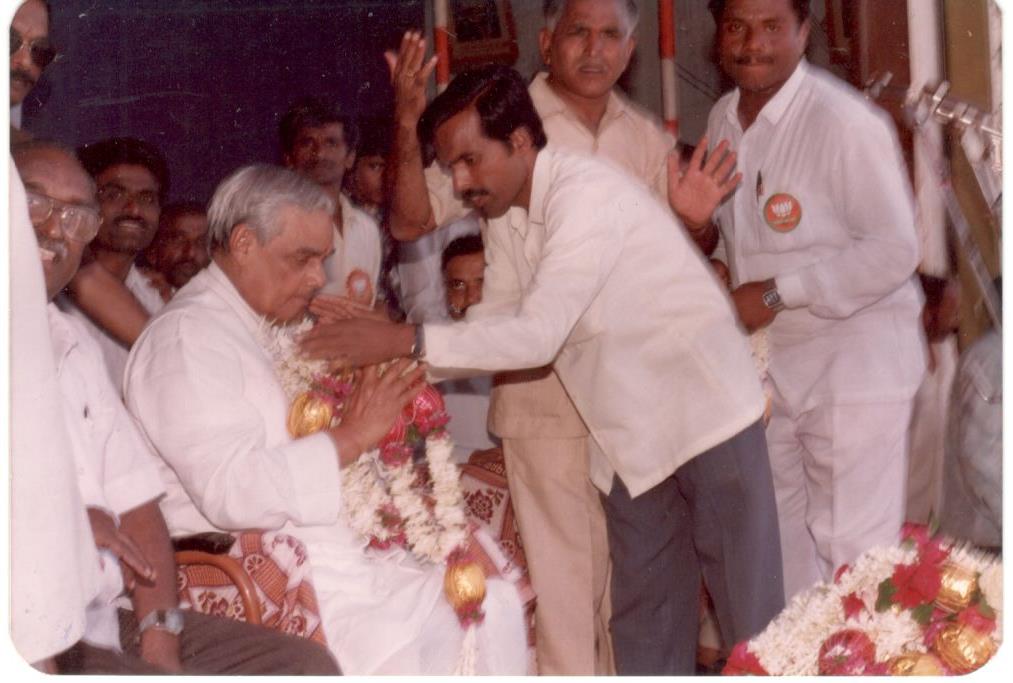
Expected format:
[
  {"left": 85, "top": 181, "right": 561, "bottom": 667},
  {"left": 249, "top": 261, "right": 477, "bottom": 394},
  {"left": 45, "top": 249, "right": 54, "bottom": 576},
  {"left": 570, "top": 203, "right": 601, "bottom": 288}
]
[
  {"left": 724, "top": 524, "right": 1003, "bottom": 676},
  {"left": 255, "top": 318, "right": 484, "bottom": 626}
]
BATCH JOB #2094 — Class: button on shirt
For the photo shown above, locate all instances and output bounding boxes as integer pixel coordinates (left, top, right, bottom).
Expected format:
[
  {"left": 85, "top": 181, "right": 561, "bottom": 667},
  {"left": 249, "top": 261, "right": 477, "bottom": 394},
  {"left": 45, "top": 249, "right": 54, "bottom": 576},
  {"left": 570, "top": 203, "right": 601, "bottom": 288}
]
[
  {"left": 423, "top": 148, "right": 765, "bottom": 497},
  {"left": 706, "top": 60, "right": 926, "bottom": 409}
]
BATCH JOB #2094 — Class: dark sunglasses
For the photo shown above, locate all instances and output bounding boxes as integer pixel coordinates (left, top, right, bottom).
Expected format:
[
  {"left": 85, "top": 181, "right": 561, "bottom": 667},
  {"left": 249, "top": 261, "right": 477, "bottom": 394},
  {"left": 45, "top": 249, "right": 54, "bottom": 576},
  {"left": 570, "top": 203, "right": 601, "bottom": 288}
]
[{"left": 10, "top": 28, "right": 56, "bottom": 69}]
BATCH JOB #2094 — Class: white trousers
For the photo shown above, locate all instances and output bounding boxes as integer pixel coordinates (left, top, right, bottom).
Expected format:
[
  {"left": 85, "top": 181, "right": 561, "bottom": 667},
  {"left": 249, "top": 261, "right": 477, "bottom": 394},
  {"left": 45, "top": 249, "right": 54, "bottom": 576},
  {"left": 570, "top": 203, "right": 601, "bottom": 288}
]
[{"left": 766, "top": 398, "right": 914, "bottom": 600}]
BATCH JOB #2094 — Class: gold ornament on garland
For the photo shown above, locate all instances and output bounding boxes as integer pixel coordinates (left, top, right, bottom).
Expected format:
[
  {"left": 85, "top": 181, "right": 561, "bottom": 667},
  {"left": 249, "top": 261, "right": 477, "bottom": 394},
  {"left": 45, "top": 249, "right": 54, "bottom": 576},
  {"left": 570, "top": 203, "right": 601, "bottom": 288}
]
[
  {"left": 443, "top": 560, "right": 487, "bottom": 613},
  {"left": 935, "top": 562, "right": 978, "bottom": 612},
  {"left": 934, "top": 622, "right": 997, "bottom": 674},
  {"left": 287, "top": 392, "right": 335, "bottom": 437},
  {"left": 888, "top": 652, "right": 945, "bottom": 676}
]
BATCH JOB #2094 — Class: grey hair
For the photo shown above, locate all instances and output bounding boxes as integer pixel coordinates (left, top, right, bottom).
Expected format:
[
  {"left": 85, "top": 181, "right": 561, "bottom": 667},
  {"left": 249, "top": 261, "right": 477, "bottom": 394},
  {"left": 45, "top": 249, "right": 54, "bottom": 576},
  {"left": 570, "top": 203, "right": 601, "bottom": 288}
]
[
  {"left": 543, "top": 0, "right": 639, "bottom": 35},
  {"left": 206, "top": 164, "right": 334, "bottom": 251}
]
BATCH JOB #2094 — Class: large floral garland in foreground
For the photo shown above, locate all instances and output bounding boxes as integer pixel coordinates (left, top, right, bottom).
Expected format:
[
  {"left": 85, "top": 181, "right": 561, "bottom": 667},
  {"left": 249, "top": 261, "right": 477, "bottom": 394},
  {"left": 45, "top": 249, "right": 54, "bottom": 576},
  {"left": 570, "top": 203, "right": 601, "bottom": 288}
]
[
  {"left": 257, "top": 319, "right": 486, "bottom": 630},
  {"left": 724, "top": 524, "right": 1003, "bottom": 676}
]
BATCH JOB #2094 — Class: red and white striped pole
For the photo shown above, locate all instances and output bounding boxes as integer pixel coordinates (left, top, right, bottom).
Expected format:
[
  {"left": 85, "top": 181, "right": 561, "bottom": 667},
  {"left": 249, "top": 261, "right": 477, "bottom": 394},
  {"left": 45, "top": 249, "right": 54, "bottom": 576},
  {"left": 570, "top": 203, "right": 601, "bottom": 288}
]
[
  {"left": 433, "top": 0, "right": 451, "bottom": 93},
  {"left": 658, "top": 0, "right": 678, "bottom": 138}
]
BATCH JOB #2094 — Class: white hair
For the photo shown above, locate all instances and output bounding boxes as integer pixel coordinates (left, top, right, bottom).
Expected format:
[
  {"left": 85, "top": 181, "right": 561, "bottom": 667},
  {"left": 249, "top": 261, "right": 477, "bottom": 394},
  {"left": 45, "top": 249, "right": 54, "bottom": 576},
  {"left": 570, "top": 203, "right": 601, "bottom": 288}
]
[
  {"left": 206, "top": 164, "right": 334, "bottom": 251},
  {"left": 543, "top": 0, "right": 640, "bottom": 36}
]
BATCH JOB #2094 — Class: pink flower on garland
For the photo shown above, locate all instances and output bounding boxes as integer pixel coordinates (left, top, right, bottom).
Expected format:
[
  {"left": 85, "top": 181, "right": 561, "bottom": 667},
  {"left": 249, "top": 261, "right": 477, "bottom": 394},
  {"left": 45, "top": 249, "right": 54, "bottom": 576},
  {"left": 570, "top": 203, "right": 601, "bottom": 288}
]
[{"left": 957, "top": 603, "right": 997, "bottom": 635}]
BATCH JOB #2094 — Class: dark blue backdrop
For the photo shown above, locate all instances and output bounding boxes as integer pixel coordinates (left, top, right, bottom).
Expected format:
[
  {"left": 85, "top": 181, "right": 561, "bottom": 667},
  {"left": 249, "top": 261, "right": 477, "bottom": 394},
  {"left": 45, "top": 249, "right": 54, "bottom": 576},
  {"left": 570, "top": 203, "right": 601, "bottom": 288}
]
[{"left": 24, "top": 0, "right": 425, "bottom": 204}]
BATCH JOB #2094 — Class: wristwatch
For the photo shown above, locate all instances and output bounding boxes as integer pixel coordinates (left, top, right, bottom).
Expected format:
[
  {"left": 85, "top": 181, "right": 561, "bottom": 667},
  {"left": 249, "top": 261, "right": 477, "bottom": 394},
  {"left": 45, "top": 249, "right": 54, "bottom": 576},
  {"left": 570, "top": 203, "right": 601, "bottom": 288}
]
[
  {"left": 137, "top": 608, "right": 185, "bottom": 638},
  {"left": 761, "top": 279, "right": 785, "bottom": 313},
  {"left": 410, "top": 324, "right": 426, "bottom": 359}
]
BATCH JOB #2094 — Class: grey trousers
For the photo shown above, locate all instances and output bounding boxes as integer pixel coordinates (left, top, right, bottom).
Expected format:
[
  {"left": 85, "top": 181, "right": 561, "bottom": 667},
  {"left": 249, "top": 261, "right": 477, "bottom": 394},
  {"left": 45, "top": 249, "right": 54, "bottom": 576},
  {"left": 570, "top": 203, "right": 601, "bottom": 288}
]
[
  {"left": 54, "top": 608, "right": 340, "bottom": 675},
  {"left": 602, "top": 419, "right": 785, "bottom": 675}
]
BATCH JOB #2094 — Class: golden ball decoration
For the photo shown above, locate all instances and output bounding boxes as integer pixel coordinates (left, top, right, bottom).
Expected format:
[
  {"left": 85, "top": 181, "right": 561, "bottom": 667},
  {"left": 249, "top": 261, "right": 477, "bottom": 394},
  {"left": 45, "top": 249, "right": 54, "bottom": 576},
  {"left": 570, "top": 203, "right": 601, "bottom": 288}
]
[
  {"left": 934, "top": 623, "right": 997, "bottom": 674},
  {"left": 935, "top": 562, "right": 978, "bottom": 612},
  {"left": 889, "top": 652, "right": 945, "bottom": 676},
  {"left": 443, "top": 561, "right": 487, "bottom": 611},
  {"left": 286, "top": 392, "right": 335, "bottom": 438}
]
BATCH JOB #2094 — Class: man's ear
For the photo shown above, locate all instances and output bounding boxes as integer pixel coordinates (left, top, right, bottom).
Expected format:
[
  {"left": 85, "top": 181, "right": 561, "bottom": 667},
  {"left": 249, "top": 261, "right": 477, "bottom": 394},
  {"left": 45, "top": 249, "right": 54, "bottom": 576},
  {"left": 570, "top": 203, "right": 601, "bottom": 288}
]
[
  {"left": 538, "top": 27, "right": 552, "bottom": 66},
  {"left": 228, "top": 223, "right": 257, "bottom": 259},
  {"left": 344, "top": 150, "right": 357, "bottom": 171},
  {"left": 509, "top": 126, "right": 533, "bottom": 152}
]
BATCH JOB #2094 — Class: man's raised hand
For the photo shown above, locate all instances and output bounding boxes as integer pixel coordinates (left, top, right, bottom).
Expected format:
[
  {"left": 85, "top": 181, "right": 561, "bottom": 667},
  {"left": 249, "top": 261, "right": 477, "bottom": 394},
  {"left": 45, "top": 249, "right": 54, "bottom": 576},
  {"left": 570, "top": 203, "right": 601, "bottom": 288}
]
[
  {"left": 667, "top": 136, "right": 742, "bottom": 231},
  {"left": 385, "top": 31, "right": 438, "bottom": 126}
]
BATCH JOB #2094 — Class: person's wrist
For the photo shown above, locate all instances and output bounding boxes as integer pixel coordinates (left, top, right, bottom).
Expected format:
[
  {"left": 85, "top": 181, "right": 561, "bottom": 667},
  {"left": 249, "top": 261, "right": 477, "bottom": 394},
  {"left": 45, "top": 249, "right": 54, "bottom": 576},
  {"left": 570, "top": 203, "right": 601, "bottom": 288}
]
[{"left": 139, "top": 628, "right": 182, "bottom": 672}]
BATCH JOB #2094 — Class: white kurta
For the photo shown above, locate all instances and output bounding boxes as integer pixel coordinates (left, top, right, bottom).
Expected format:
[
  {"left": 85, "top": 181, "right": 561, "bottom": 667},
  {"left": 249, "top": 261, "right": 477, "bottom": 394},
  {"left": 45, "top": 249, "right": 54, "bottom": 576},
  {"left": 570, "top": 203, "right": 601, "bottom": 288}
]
[
  {"left": 123, "top": 264, "right": 526, "bottom": 675},
  {"left": 706, "top": 60, "right": 926, "bottom": 409},
  {"left": 59, "top": 264, "right": 165, "bottom": 389},
  {"left": 9, "top": 159, "right": 101, "bottom": 663},
  {"left": 423, "top": 148, "right": 766, "bottom": 498},
  {"left": 49, "top": 305, "right": 167, "bottom": 651},
  {"left": 321, "top": 194, "right": 382, "bottom": 304}
]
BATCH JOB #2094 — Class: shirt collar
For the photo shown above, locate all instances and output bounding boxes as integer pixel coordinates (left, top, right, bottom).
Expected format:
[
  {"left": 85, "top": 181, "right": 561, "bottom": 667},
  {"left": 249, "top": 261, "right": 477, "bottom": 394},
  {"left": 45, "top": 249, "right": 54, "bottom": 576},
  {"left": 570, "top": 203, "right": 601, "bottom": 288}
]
[
  {"left": 525, "top": 147, "right": 554, "bottom": 230},
  {"left": 723, "top": 58, "right": 809, "bottom": 130},
  {"left": 529, "top": 71, "right": 629, "bottom": 133},
  {"left": 203, "top": 261, "right": 268, "bottom": 338},
  {"left": 11, "top": 103, "right": 22, "bottom": 129},
  {"left": 47, "top": 303, "right": 79, "bottom": 370}
]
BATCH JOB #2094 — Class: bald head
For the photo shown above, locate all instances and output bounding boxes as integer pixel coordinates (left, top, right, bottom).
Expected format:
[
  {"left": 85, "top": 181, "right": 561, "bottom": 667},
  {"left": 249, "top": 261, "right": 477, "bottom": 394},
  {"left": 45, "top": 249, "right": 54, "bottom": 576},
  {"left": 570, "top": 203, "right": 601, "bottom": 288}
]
[{"left": 14, "top": 141, "right": 100, "bottom": 300}]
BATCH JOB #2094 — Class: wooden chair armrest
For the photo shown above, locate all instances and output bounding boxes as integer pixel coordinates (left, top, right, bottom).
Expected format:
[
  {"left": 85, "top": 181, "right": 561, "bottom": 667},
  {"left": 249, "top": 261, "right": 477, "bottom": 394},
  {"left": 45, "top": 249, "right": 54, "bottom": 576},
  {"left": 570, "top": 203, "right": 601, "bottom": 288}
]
[{"left": 175, "top": 550, "right": 263, "bottom": 625}]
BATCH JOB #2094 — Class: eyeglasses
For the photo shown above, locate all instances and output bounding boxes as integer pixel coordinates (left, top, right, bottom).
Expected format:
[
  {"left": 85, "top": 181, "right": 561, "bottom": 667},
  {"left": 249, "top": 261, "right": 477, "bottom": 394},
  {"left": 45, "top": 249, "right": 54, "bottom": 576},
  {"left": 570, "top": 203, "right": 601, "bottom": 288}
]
[
  {"left": 10, "top": 28, "right": 56, "bottom": 69},
  {"left": 26, "top": 191, "right": 101, "bottom": 243}
]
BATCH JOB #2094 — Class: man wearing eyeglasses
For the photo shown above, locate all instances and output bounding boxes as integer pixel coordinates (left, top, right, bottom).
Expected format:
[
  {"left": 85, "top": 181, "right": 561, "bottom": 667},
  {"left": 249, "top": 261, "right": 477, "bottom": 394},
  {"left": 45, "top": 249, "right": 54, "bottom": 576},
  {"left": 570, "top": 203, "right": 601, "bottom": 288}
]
[
  {"left": 58, "top": 137, "right": 170, "bottom": 387},
  {"left": 10, "top": 0, "right": 55, "bottom": 141}
]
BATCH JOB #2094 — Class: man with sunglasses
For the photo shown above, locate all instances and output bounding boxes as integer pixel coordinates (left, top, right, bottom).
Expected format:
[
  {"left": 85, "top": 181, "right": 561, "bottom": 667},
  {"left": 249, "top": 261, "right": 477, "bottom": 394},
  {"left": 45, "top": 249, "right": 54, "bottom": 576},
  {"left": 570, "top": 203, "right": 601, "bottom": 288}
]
[
  {"left": 58, "top": 137, "right": 170, "bottom": 387},
  {"left": 10, "top": 0, "right": 55, "bottom": 141}
]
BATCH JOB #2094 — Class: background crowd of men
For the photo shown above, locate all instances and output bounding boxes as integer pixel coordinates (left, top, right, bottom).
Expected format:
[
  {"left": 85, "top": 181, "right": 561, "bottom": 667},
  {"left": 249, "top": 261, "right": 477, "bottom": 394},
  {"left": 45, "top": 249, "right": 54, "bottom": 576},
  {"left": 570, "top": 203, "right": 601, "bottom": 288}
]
[{"left": 7, "top": 0, "right": 1001, "bottom": 676}]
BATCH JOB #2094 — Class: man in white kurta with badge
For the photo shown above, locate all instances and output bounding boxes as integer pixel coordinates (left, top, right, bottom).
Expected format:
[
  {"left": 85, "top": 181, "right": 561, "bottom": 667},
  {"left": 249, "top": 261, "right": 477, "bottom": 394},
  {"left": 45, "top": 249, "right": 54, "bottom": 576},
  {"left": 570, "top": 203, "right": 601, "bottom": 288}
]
[
  {"left": 703, "top": 0, "right": 926, "bottom": 601},
  {"left": 124, "top": 164, "right": 527, "bottom": 674},
  {"left": 302, "top": 65, "right": 785, "bottom": 675}
]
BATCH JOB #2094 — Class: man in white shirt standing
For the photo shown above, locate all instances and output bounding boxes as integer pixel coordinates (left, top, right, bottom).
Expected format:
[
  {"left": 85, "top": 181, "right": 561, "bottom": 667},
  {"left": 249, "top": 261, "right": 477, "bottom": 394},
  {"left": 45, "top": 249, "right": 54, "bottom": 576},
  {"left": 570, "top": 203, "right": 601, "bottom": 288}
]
[
  {"left": 703, "top": 0, "right": 926, "bottom": 601},
  {"left": 280, "top": 97, "right": 382, "bottom": 306},
  {"left": 59, "top": 137, "right": 169, "bottom": 386},
  {"left": 383, "top": 2, "right": 739, "bottom": 673},
  {"left": 302, "top": 65, "right": 785, "bottom": 675}
]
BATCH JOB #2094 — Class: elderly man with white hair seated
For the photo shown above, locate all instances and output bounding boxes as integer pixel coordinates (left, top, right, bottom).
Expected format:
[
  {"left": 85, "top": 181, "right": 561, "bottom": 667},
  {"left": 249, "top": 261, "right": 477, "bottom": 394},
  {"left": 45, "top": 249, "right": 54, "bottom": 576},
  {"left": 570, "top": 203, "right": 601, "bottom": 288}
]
[{"left": 124, "top": 164, "right": 528, "bottom": 675}]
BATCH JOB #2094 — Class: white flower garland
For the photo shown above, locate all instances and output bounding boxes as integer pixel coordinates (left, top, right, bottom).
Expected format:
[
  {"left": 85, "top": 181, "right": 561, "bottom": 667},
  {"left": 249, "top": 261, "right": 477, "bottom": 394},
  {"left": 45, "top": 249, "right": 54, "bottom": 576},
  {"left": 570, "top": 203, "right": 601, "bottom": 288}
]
[
  {"left": 743, "top": 539, "right": 1003, "bottom": 676},
  {"left": 255, "top": 317, "right": 468, "bottom": 565}
]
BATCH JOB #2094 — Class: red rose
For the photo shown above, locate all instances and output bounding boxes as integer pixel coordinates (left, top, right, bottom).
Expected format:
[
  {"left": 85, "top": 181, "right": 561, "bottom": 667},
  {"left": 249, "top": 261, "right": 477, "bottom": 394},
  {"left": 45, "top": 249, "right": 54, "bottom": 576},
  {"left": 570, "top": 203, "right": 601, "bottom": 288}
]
[
  {"left": 818, "top": 629, "right": 877, "bottom": 676},
  {"left": 842, "top": 592, "right": 865, "bottom": 620},
  {"left": 834, "top": 563, "right": 851, "bottom": 583},
  {"left": 722, "top": 642, "right": 768, "bottom": 676},
  {"left": 891, "top": 561, "right": 942, "bottom": 608}
]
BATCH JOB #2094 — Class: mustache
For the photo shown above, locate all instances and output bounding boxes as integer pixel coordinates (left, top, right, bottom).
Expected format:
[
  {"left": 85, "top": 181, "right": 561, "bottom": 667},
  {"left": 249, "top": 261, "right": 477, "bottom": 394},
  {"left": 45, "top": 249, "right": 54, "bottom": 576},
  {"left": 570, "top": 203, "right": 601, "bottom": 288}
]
[
  {"left": 113, "top": 214, "right": 150, "bottom": 226},
  {"left": 39, "top": 238, "right": 68, "bottom": 262},
  {"left": 11, "top": 67, "right": 36, "bottom": 87}
]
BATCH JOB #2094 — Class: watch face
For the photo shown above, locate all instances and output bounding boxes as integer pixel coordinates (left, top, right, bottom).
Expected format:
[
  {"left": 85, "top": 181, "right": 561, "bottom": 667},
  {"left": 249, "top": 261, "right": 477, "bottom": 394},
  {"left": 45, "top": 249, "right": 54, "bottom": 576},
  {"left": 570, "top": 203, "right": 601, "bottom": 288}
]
[{"left": 165, "top": 609, "right": 185, "bottom": 632}]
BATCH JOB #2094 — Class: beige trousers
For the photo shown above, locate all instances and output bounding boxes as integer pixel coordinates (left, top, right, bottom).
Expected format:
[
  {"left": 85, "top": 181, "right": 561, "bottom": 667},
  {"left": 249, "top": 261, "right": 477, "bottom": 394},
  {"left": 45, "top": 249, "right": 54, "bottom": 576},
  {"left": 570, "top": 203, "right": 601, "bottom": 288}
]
[{"left": 502, "top": 435, "right": 614, "bottom": 675}]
